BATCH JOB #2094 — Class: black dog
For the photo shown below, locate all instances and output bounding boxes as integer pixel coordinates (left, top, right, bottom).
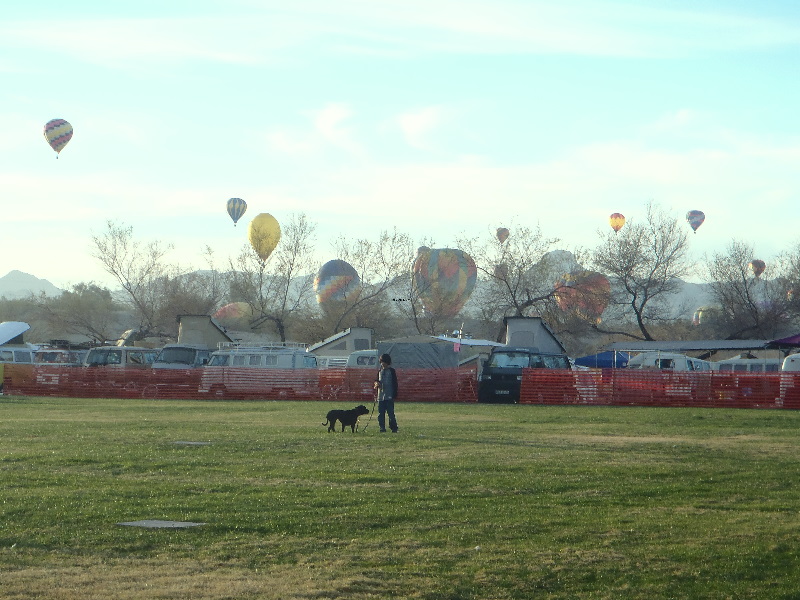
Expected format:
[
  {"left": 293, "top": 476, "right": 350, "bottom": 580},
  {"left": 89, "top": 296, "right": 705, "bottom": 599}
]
[{"left": 323, "top": 405, "right": 370, "bottom": 433}]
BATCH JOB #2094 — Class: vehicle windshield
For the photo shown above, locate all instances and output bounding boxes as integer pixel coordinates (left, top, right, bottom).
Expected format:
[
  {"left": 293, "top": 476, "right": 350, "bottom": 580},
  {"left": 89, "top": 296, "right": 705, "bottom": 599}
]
[
  {"left": 488, "top": 351, "right": 569, "bottom": 369},
  {"left": 488, "top": 352, "right": 534, "bottom": 368},
  {"left": 156, "top": 348, "right": 196, "bottom": 364}
]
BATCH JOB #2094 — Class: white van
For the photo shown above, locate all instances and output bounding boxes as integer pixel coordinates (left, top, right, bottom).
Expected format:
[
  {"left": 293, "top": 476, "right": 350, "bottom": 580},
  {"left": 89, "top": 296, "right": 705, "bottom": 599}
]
[
  {"left": 0, "top": 343, "right": 38, "bottom": 365},
  {"left": 782, "top": 354, "right": 800, "bottom": 372},
  {"left": 347, "top": 349, "right": 379, "bottom": 368},
  {"left": 626, "top": 352, "right": 711, "bottom": 372},
  {"left": 199, "top": 343, "right": 319, "bottom": 399},
  {"left": 712, "top": 357, "right": 782, "bottom": 373}
]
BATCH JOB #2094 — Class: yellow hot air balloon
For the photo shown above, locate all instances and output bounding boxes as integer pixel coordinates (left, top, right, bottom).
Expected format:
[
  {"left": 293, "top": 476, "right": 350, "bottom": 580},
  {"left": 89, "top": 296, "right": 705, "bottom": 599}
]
[
  {"left": 609, "top": 213, "right": 625, "bottom": 233},
  {"left": 247, "top": 213, "right": 281, "bottom": 261}
]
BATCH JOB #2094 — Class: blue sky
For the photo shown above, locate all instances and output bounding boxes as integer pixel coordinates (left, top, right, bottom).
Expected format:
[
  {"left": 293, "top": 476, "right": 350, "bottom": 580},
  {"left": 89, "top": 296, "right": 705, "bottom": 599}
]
[{"left": 2, "top": 0, "right": 799, "bottom": 288}]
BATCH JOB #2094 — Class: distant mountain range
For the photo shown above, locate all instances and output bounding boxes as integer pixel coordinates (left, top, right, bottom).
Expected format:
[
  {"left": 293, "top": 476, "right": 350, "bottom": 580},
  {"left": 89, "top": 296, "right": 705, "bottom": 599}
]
[{"left": 0, "top": 271, "right": 63, "bottom": 299}]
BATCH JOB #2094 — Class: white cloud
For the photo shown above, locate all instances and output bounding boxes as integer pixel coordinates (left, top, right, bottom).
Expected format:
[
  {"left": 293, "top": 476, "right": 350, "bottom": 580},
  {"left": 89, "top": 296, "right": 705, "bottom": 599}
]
[
  {"left": 310, "top": 103, "right": 361, "bottom": 153},
  {"left": 5, "top": 1, "right": 799, "bottom": 73},
  {"left": 396, "top": 106, "right": 445, "bottom": 150}
]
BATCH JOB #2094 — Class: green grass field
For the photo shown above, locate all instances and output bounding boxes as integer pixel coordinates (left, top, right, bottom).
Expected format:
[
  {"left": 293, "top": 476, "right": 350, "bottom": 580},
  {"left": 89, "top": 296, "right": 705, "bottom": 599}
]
[{"left": 2, "top": 396, "right": 800, "bottom": 599}]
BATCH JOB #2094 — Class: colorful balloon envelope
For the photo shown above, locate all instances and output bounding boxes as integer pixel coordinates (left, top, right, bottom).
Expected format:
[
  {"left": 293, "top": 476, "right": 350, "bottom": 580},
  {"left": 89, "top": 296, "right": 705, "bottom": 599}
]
[
  {"left": 609, "top": 213, "right": 625, "bottom": 233},
  {"left": 692, "top": 306, "right": 720, "bottom": 327},
  {"left": 496, "top": 227, "right": 510, "bottom": 243},
  {"left": 315, "top": 259, "right": 361, "bottom": 310},
  {"left": 686, "top": 210, "right": 705, "bottom": 233},
  {"left": 554, "top": 271, "right": 611, "bottom": 323},
  {"left": 44, "top": 118, "right": 73, "bottom": 157},
  {"left": 247, "top": 213, "right": 281, "bottom": 261},
  {"left": 749, "top": 259, "right": 766, "bottom": 278},
  {"left": 412, "top": 248, "right": 477, "bottom": 318},
  {"left": 226, "top": 198, "right": 247, "bottom": 226},
  {"left": 213, "top": 302, "right": 252, "bottom": 321}
]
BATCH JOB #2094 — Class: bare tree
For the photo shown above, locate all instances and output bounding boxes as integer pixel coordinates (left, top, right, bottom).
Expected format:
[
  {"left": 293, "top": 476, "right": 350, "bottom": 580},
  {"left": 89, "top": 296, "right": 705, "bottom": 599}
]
[
  {"left": 34, "top": 283, "right": 127, "bottom": 344},
  {"left": 320, "top": 228, "right": 415, "bottom": 336},
  {"left": 91, "top": 221, "right": 224, "bottom": 338},
  {"left": 227, "top": 213, "right": 317, "bottom": 342},
  {"left": 703, "top": 240, "right": 792, "bottom": 339},
  {"left": 591, "top": 201, "right": 692, "bottom": 341},
  {"left": 456, "top": 222, "right": 563, "bottom": 340}
]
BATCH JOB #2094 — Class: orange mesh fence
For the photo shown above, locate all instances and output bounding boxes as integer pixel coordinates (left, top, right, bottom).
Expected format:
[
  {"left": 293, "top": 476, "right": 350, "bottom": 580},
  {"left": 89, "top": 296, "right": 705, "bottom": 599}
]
[
  {"left": 3, "top": 364, "right": 480, "bottom": 403},
  {"left": 6, "top": 364, "right": 800, "bottom": 409},
  {"left": 522, "top": 369, "right": 800, "bottom": 409}
]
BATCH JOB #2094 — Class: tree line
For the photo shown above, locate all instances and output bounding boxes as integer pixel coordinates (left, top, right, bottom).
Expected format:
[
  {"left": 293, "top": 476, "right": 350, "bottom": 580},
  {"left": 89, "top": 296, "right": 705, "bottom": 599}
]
[{"left": 4, "top": 202, "right": 799, "bottom": 357}]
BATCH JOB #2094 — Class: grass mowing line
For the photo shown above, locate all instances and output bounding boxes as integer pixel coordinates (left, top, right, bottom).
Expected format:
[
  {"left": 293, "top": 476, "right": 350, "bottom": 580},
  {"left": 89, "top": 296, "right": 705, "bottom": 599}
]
[{"left": 2, "top": 397, "right": 800, "bottom": 598}]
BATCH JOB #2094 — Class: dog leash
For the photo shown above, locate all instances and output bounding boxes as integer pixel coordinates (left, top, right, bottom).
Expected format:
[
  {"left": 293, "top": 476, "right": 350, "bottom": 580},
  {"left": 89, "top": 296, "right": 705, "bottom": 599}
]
[{"left": 361, "top": 388, "right": 379, "bottom": 432}]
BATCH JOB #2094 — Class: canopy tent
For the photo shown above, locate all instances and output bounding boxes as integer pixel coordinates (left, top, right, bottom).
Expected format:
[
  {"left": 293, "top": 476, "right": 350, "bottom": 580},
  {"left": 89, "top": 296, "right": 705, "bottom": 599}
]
[
  {"left": 768, "top": 333, "right": 800, "bottom": 349},
  {"left": 574, "top": 350, "right": 630, "bottom": 369}
]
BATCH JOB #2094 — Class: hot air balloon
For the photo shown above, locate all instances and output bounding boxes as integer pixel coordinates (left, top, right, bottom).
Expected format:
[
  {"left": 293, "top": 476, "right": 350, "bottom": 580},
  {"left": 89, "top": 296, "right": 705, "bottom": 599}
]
[
  {"left": 609, "top": 213, "right": 625, "bottom": 233},
  {"left": 315, "top": 259, "right": 361, "bottom": 311},
  {"left": 686, "top": 210, "right": 705, "bottom": 233},
  {"left": 247, "top": 213, "right": 281, "bottom": 261},
  {"left": 496, "top": 227, "right": 510, "bottom": 243},
  {"left": 692, "top": 306, "right": 721, "bottom": 327},
  {"left": 44, "top": 118, "right": 73, "bottom": 158},
  {"left": 412, "top": 248, "right": 477, "bottom": 318},
  {"left": 213, "top": 302, "right": 252, "bottom": 321},
  {"left": 749, "top": 259, "right": 766, "bottom": 278},
  {"left": 226, "top": 198, "right": 247, "bottom": 226},
  {"left": 554, "top": 271, "right": 611, "bottom": 324}
]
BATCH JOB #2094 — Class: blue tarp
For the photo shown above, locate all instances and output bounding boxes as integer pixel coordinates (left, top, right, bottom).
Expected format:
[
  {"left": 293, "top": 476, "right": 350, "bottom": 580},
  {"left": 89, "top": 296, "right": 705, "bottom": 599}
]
[{"left": 574, "top": 351, "right": 630, "bottom": 368}]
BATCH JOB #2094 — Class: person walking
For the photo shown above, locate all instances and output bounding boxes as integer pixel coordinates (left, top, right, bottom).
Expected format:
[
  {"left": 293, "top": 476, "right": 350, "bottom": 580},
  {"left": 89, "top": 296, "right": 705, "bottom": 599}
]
[{"left": 374, "top": 353, "right": 399, "bottom": 433}]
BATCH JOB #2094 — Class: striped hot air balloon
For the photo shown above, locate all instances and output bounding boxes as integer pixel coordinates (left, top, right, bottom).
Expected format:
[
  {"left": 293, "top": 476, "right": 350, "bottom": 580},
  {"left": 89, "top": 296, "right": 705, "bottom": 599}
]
[
  {"left": 226, "top": 198, "right": 247, "bottom": 226},
  {"left": 314, "top": 259, "right": 361, "bottom": 312},
  {"left": 686, "top": 210, "right": 705, "bottom": 233},
  {"left": 44, "top": 118, "right": 73, "bottom": 157}
]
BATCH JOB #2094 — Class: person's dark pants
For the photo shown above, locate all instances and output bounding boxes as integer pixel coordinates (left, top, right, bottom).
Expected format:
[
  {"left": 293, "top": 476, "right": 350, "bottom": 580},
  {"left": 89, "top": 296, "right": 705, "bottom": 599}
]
[{"left": 378, "top": 397, "right": 398, "bottom": 432}]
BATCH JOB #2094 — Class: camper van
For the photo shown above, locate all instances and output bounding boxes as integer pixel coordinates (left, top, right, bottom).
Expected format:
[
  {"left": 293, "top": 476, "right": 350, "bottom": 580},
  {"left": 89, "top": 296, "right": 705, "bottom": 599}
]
[
  {"left": 478, "top": 346, "right": 571, "bottom": 403},
  {"left": 199, "top": 343, "right": 319, "bottom": 399},
  {"left": 626, "top": 352, "right": 711, "bottom": 372},
  {"left": 347, "top": 349, "right": 379, "bottom": 368},
  {"left": 152, "top": 344, "right": 212, "bottom": 369},
  {"left": 782, "top": 354, "right": 800, "bottom": 372}
]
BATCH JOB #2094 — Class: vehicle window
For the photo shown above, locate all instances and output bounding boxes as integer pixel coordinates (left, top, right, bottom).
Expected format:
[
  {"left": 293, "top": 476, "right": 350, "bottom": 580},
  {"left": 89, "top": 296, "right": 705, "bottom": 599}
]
[
  {"left": 107, "top": 351, "right": 122, "bottom": 365},
  {"left": 542, "top": 355, "right": 570, "bottom": 369},
  {"left": 157, "top": 348, "right": 195, "bottom": 364},
  {"left": 0, "top": 350, "right": 13, "bottom": 362},
  {"left": 13, "top": 351, "right": 32, "bottom": 363},
  {"left": 719, "top": 364, "right": 732, "bottom": 372},
  {"left": 488, "top": 352, "right": 530, "bottom": 368},
  {"left": 303, "top": 355, "right": 317, "bottom": 368},
  {"left": 357, "top": 356, "right": 370, "bottom": 365},
  {"left": 733, "top": 364, "right": 747, "bottom": 372},
  {"left": 529, "top": 355, "right": 545, "bottom": 368},
  {"left": 128, "top": 352, "right": 145, "bottom": 365},
  {"left": 248, "top": 355, "right": 261, "bottom": 366},
  {"left": 265, "top": 355, "right": 278, "bottom": 366},
  {"left": 232, "top": 355, "right": 246, "bottom": 366},
  {"left": 657, "top": 359, "right": 675, "bottom": 369},
  {"left": 750, "top": 364, "right": 763, "bottom": 373},
  {"left": 766, "top": 364, "right": 780, "bottom": 372},
  {"left": 209, "top": 354, "right": 229, "bottom": 366}
]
